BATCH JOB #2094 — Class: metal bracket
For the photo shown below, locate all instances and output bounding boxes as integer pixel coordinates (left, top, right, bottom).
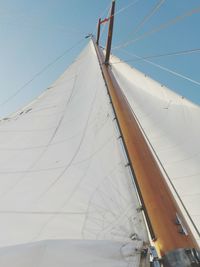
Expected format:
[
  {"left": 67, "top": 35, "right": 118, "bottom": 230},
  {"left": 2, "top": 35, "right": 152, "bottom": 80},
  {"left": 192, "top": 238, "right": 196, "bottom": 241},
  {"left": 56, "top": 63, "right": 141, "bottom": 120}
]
[
  {"left": 175, "top": 213, "right": 188, "bottom": 235},
  {"left": 148, "top": 246, "right": 162, "bottom": 267}
]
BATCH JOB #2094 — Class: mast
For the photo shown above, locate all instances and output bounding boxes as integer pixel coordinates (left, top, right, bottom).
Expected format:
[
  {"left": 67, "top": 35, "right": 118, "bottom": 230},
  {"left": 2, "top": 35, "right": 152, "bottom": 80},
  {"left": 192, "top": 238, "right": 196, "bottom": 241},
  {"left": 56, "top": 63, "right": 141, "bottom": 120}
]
[
  {"left": 96, "top": 18, "right": 101, "bottom": 45},
  {"left": 93, "top": 1, "right": 200, "bottom": 266},
  {"left": 105, "top": 0, "right": 115, "bottom": 64}
]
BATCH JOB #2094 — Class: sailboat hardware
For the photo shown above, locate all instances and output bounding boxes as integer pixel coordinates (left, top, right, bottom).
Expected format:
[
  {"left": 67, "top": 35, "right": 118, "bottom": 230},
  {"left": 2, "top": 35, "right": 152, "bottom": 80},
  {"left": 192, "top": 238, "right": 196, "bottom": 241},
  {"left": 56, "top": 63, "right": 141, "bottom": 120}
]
[
  {"left": 175, "top": 213, "right": 189, "bottom": 236},
  {"left": 149, "top": 247, "right": 161, "bottom": 267}
]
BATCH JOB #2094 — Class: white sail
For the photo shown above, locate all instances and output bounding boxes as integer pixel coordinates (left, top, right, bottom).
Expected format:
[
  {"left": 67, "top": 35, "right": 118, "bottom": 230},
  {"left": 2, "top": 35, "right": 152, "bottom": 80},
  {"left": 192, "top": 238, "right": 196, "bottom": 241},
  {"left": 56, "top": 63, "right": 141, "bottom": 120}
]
[
  {"left": 0, "top": 41, "right": 148, "bottom": 266},
  {"left": 111, "top": 54, "right": 200, "bottom": 244}
]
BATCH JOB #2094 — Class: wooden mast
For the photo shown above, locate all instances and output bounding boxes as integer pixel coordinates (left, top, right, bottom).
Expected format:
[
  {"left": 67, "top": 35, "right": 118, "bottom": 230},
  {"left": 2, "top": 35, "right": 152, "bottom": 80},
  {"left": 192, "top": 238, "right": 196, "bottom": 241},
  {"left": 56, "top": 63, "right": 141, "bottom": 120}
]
[
  {"left": 96, "top": 18, "right": 101, "bottom": 45},
  {"left": 93, "top": 0, "right": 200, "bottom": 264},
  {"left": 105, "top": 0, "right": 115, "bottom": 64}
]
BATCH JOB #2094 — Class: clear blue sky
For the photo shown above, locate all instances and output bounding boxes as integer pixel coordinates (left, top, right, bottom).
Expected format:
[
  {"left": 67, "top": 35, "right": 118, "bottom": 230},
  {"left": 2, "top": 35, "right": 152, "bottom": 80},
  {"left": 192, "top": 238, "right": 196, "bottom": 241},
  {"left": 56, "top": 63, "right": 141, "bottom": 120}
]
[{"left": 0, "top": 0, "right": 200, "bottom": 117}]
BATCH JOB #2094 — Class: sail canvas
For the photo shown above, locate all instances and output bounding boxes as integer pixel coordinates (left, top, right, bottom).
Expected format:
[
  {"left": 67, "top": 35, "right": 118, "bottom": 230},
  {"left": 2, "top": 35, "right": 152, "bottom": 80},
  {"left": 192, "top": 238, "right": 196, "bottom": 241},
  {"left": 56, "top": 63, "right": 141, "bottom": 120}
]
[{"left": 0, "top": 41, "right": 149, "bottom": 266}]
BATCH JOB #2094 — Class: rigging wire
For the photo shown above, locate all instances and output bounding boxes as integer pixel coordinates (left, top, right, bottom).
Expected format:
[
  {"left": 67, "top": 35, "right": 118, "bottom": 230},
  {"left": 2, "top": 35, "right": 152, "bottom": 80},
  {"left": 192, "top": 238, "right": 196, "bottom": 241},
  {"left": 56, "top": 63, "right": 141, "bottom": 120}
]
[
  {"left": 99, "top": 2, "right": 111, "bottom": 18},
  {"left": 114, "top": 49, "right": 200, "bottom": 86},
  {"left": 111, "top": 48, "right": 200, "bottom": 64},
  {"left": 0, "top": 38, "right": 85, "bottom": 107},
  {"left": 92, "top": 2, "right": 111, "bottom": 35},
  {"left": 113, "top": 6, "right": 200, "bottom": 50},
  {"left": 114, "top": 0, "right": 141, "bottom": 17},
  {"left": 126, "top": 0, "right": 165, "bottom": 40},
  {"left": 99, "top": 7, "right": 110, "bottom": 45},
  {"left": 97, "top": 0, "right": 142, "bottom": 46}
]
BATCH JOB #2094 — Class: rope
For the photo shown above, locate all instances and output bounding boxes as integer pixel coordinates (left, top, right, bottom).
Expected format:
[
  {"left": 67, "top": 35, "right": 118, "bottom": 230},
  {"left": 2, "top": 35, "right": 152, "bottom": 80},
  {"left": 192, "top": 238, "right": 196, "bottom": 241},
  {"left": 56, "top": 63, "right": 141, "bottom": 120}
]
[
  {"left": 96, "top": 0, "right": 141, "bottom": 46},
  {"left": 100, "top": 7, "right": 110, "bottom": 44},
  {"left": 92, "top": 2, "right": 111, "bottom": 35},
  {"left": 127, "top": 0, "right": 165, "bottom": 38},
  {"left": 114, "top": 0, "right": 141, "bottom": 17},
  {"left": 0, "top": 38, "right": 85, "bottom": 107},
  {"left": 113, "top": 6, "right": 200, "bottom": 50},
  {"left": 115, "top": 49, "right": 200, "bottom": 86},
  {"left": 99, "top": 2, "right": 111, "bottom": 18},
  {"left": 111, "top": 48, "right": 200, "bottom": 64}
]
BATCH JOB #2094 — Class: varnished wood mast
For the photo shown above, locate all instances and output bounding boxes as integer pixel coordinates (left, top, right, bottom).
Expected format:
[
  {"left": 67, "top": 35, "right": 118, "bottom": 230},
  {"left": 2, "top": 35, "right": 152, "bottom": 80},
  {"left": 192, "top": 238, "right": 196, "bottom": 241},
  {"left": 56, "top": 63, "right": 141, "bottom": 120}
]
[{"left": 93, "top": 0, "right": 199, "bottom": 257}]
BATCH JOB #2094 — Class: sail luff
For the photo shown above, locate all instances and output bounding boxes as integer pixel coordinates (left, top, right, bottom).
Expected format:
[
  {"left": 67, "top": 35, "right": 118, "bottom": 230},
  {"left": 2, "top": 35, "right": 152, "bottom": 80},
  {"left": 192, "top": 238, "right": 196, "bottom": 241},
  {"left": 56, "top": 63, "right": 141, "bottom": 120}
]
[{"left": 92, "top": 38, "right": 199, "bottom": 257}]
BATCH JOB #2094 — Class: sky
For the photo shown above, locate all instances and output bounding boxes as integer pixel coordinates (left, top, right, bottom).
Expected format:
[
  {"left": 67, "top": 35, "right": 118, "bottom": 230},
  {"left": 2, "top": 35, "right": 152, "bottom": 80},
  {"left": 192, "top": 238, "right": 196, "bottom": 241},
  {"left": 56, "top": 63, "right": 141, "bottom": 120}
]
[{"left": 0, "top": 0, "right": 200, "bottom": 117}]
